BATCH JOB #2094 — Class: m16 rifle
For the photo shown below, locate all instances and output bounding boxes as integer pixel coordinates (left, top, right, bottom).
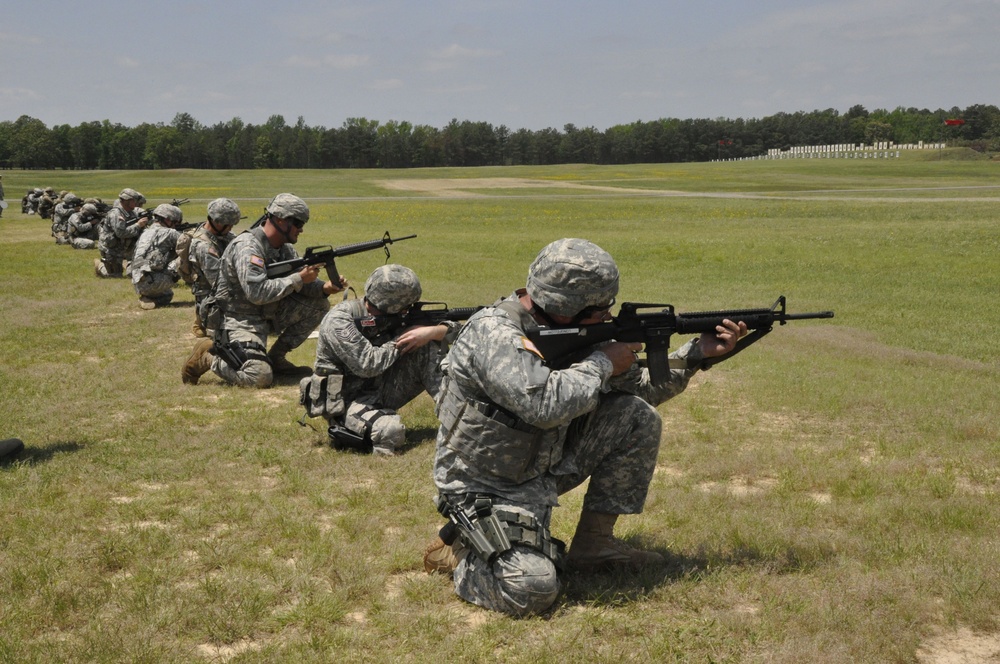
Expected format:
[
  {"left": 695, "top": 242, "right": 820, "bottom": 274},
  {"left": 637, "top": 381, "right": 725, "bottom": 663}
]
[
  {"left": 354, "top": 302, "right": 485, "bottom": 341},
  {"left": 126, "top": 198, "right": 191, "bottom": 226},
  {"left": 526, "top": 296, "right": 834, "bottom": 386},
  {"left": 266, "top": 231, "right": 417, "bottom": 287}
]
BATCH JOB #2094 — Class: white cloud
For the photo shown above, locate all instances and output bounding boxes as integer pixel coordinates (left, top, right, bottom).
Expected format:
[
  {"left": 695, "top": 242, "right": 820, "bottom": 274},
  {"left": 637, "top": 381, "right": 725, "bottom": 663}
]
[
  {"left": 432, "top": 44, "right": 502, "bottom": 59},
  {"left": 323, "top": 54, "right": 369, "bottom": 69},
  {"left": 0, "top": 32, "right": 42, "bottom": 46},
  {"left": 369, "top": 78, "right": 403, "bottom": 90},
  {"left": 284, "top": 55, "right": 322, "bottom": 68},
  {"left": 118, "top": 57, "right": 140, "bottom": 69},
  {"left": 283, "top": 54, "right": 369, "bottom": 69},
  {"left": 0, "top": 87, "right": 42, "bottom": 104}
]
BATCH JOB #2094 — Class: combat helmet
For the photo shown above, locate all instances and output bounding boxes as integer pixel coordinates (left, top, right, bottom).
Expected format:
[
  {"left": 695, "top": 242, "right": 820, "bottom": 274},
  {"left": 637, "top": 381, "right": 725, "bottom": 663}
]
[
  {"left": 152, "top": 204, "right": 183, "bottom": 224},
  {"left": 526, "top": 238, "right": 619, "bottom": 318},
  {"left": 207, "top": 198, "right": 241, "bottom": 227},
  {"left": 266, "top": 193, "right": 309, "bottom": 224},
  {"left": 364, "top": 265, "right": 422, "bottom": 314}
]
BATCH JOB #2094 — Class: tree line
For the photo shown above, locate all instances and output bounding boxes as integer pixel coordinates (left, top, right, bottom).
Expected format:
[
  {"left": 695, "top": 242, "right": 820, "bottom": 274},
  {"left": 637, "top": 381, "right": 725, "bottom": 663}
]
[{"left": 2, "top": 104, "right": 998, "bottom": 170}]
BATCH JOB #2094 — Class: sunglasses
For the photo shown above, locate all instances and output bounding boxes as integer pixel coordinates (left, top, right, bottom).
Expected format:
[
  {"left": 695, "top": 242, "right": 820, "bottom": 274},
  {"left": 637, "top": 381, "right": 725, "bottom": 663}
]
[
  {"left": 287, "top": 217, "right": 306, "bottom": 229},
  {"left": 576, "top": 298, "right": 616, "bottom": 320}
]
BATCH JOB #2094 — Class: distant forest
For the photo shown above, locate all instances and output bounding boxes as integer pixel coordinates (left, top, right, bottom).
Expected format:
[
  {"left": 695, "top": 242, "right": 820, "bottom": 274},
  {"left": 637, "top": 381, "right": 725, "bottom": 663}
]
[{"left": 2, "top": 104, "right": 998, "bottom": 170}]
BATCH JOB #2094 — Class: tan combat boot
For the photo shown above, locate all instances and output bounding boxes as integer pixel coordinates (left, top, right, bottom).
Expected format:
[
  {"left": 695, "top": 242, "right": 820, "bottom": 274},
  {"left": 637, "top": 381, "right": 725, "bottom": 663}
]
[
  {"left": 267, "top": 341, "right": 312, "bottom": 376},
  {"left": 182, "top": 338, "right": 215, "bottom": 385},
  {"left": 565, "top": 510, "right": 664, "bottom": 573},
  {"left": 192, "top": 311, "right": 206, "bottom": 338},
  {"left": 423, "top": 535, "right": 459, "bottom": 575}
]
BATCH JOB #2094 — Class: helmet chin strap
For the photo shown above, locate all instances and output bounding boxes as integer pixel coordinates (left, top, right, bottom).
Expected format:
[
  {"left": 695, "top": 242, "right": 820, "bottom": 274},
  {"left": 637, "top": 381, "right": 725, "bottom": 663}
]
[
  {"left": 531, "top": 304, "right": 562, "bottom": 327},
  {"left": 269, "top": 214, "right": 295, "bottom": 243}
]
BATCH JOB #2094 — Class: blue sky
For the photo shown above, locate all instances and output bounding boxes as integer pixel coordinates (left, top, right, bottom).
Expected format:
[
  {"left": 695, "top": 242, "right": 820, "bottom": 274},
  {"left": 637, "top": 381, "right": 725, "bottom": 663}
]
[{"left": 2, "top": 0, "right": 997, "bottom": 130}]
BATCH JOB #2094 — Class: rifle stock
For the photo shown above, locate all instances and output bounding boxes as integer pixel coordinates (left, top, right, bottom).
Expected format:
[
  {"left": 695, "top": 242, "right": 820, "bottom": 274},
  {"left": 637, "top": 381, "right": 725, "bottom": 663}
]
[{"left": 528, "top": 296, "right": 834, "bottom": 385}]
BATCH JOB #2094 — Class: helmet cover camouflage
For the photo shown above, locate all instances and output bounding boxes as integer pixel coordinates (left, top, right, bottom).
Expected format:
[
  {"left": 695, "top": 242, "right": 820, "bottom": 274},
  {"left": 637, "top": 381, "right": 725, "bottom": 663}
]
[
  {"left": 207, "top": 198, "right": 241, "bottom": 226},
  {"left": 266, "top": 193, "right": 309, "bottom": 224},
  {"left": 119, "top": 188, "right": 143, "bottom": 202},
  {"left": 152, "top": 203, "right": 183, "bottom": 223},
  {"left": 364, "top": 264, "right": 422, "bottom": 315},
  {"left": 526, "top": 238, "right": 619, "bottom": 317},
  {"left": 81, "top": 203, "right": 99, "bottom": 216}
]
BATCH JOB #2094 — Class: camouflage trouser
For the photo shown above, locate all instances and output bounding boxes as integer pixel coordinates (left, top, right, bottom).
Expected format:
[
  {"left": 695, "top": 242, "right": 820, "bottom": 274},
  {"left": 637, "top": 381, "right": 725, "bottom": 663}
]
[
  {"left": 70, "top": 237, "right": 97, "bottom": 250},
  {"left": 133, "top": 269, "right": 179, "bottom": 307},
  {"left": 340, "top": 341, "right": 447, "bottom": 453},
  {"left": 96, "top": 249, "right": 126, "bottom": 278},
  {"left": 211, "top": 293, "right": 330, "bottom": 388},
  {"left": 452, "top": 391, "right": 662, "bottom": 616}
]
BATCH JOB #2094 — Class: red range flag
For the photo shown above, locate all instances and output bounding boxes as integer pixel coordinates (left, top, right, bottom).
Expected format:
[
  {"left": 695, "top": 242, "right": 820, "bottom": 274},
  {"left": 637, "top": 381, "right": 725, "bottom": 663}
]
[{"left": 944, "top": 119, "right": 965, "bottom": 126}]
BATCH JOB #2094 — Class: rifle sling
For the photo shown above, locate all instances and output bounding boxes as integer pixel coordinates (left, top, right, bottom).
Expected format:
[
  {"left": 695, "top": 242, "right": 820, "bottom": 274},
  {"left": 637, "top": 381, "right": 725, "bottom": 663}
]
[{"left": 698, "top": 326, "right": 773, "bottom": 370}]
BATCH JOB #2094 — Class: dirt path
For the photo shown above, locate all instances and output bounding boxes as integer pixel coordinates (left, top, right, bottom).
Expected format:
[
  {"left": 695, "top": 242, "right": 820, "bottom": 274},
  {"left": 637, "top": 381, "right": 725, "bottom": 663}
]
[{"left": 375, "top": 177, "right": 1000, "bottom": 202}]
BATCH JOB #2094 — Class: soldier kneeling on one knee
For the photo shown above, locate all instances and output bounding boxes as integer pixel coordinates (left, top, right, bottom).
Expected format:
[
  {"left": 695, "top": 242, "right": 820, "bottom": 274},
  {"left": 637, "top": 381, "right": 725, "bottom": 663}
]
[{"left": 300, "top": 264, "right": 460, "bottom": 456}]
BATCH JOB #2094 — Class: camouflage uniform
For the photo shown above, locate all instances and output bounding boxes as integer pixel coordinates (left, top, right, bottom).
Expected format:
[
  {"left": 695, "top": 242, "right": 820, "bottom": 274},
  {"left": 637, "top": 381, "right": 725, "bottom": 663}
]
[
  {"left": 131, "top": 205, "right": 183, "bottom": 308},
  {"left": 25, "top": 189, "right": 42, "bottom": 214},
  {"left": 97, "top": 189, "right": 144, "bottom": 278},
  {"left": 51, "top": 195, "right": 81, "bottom": 244},
  {"left": 309, "top": 265, "right": 458, "bottom": 455},
  {"left": 67, "top": 205, "right": 102, "bottom": 249},
  {"left": 37, "top": 189, "right": 56, "bottom": 220},
  {"left": 432, "top": 240, "right": 708, "bottom": 616},
  {"left": 209, "top": 225, "right": 330, "bottom": 388},
  {"left": 185, "top": 223, "right": 235, "bottom": 330}
]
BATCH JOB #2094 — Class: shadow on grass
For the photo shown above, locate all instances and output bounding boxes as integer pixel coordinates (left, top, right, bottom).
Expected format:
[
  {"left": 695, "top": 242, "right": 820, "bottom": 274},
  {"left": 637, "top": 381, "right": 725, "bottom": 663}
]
[
  {"left": 560, "top": 539, "right": 837, "bottom": 610},
  {"left": 0, "top": 440, "right": 84, "bottom": 467},
  {"left": 398, "top": 426, "right": 438, "bottom": 455},
  {"left": 271, "top": 372, "right": 313, "bottom": 388},
  {"left": 304, "top": 425, "right": 437, "bottom": 457}
]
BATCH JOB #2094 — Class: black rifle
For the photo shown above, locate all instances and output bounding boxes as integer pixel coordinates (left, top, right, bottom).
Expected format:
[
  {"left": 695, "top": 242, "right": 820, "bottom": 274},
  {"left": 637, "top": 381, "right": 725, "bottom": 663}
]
[
  {"left": 175, "top": 221, "right": 199, "bottom": 232},
  {"left": 526, "top": 296, "right": 834, "bottom": 386},
  {"left": 266, "top": 231, "right": 417, "bottom": 286},
  {"left": 355, "top": 301, "right": 485, "bottom": 340},
  {"left": 212, "top": 328, "right": 248, "bottom": 372},
  {"left": 126, "top": 198, "right": 191, "bottom": 226}
]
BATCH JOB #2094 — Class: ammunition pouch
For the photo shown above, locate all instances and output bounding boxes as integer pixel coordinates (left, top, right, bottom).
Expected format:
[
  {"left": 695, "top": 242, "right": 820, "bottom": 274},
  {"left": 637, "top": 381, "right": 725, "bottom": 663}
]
[
  {"left": 299, "top": 373, "right": 346, "bottom": 419},
  {"left": 436, "top": 494, "right": 566, "bottom": 571}
]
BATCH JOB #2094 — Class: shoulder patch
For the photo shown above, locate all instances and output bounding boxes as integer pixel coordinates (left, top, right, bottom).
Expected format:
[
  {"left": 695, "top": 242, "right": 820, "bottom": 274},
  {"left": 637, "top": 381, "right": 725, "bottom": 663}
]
[
  {"left": 520, "top": 336, "right": 544, "bottom": 359},
  {"left": 249, "top": 255, "right": 265, "bottom": 268},
  {"left": 335, "top": 324, "right": 363, "bottom": 343}
]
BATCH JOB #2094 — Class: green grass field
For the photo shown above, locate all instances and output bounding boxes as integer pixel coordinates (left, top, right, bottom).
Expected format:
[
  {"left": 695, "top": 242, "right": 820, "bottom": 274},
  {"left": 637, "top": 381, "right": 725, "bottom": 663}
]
[{"left": 1, "top": 153, "right": 998, "bottom": 662}]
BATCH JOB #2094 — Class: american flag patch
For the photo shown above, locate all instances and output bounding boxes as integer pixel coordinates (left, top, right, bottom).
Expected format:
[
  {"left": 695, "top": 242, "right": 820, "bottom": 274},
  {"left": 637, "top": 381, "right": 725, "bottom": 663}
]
[
  {"left": 521, "top": 336, "right": 544, "bottom": 359},
  {"left": 249, "top": 255, "right": 265, "bottom": 268}
]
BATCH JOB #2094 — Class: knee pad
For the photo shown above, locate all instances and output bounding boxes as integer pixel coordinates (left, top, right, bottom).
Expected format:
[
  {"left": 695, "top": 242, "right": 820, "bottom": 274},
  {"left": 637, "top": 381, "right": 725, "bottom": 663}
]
[
  {"left": 345, "top": 402, "right": 404, "bottom": 452},
  {"left": 456, "top": 546, "right": 560, "bottom": 616}
]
